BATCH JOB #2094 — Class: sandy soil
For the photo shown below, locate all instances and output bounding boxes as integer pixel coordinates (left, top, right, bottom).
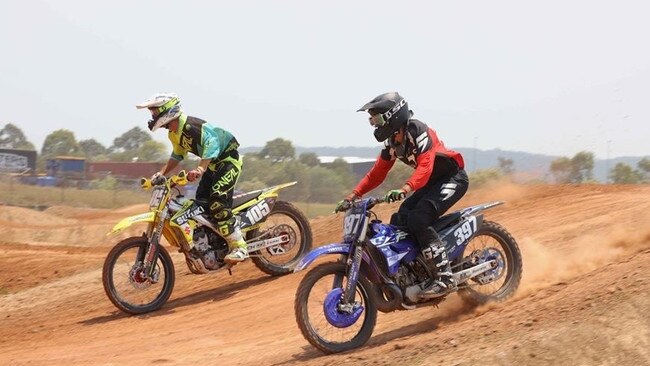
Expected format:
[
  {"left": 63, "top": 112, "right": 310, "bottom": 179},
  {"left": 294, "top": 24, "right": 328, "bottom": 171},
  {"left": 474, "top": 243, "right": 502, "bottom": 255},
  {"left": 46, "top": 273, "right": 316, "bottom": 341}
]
[{"left": 0, "top": 184, "right": 649, "bottom": 366}]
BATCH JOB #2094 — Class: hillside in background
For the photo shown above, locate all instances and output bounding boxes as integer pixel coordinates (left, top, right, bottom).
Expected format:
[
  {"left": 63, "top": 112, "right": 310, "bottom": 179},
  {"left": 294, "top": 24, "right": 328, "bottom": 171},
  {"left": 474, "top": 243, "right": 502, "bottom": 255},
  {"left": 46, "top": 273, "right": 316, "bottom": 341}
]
[{"left": 241, "top": 146, "right": 648, "bottom": 182}]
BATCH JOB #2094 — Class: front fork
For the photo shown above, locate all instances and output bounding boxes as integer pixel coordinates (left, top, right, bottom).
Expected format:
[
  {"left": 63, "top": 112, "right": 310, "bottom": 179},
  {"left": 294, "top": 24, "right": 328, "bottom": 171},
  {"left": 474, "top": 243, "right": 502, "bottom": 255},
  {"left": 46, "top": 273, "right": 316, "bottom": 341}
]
[
  {"left": 142, "top": 208, "right": 168, "bottom": 278},
  {"left": 341, "top": 242, "right": 364, "bottom": 305}
]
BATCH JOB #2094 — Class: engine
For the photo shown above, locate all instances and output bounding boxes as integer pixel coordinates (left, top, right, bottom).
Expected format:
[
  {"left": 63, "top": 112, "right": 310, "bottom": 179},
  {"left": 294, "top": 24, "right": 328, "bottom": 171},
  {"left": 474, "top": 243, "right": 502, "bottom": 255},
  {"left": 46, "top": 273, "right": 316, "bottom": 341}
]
[
  {"left": 394, "top": 264, "right": 418, "bottom": 289},
  {"left": 191, "top": 226, "right": 229, "bottom": 270},
  {"left": 395, "top": 259, "right": 431, "bottom": 303}
]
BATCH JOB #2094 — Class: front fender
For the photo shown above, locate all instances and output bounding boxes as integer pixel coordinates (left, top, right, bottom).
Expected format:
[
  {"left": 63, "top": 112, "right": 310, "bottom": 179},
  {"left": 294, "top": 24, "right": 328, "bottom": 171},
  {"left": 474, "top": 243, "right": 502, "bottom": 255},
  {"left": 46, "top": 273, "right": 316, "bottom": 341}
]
[
  {"left": 107, "top": 212, "right": 155, "bottom": 235},
  {"left": 293, "top": 243, "right": 351, "bottom": 272}
]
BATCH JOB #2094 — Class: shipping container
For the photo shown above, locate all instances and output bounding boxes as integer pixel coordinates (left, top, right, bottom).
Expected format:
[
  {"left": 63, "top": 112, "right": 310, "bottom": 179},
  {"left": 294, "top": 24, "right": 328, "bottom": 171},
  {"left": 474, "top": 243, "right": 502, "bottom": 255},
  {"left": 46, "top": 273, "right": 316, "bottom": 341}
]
[{"left": 46, "top": 156, "right": 86, "bottom": 176}]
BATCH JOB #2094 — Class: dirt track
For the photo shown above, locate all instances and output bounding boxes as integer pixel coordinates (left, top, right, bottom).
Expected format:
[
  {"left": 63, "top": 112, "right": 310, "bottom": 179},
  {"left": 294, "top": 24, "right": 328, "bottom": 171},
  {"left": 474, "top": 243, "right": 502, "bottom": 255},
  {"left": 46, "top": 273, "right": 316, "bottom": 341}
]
[{"left": 1, "top": 184, "right": 649, "bottom": 366}]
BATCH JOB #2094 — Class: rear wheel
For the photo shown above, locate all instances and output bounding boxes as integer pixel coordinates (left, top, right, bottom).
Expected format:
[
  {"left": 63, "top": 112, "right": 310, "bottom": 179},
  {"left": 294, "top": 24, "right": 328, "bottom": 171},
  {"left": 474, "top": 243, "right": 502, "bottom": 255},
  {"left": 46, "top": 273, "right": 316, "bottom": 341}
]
[
  {"left": 247, "top": 201, "right": 312, "bottom": 276},
  {"left": 102, "top": 236, "right": 175, "bottom": 314},
  {"left": 457, "top": 221, "right": 522, "bottom": 305},
  {"left": 294, "top": 262, "right": 377, "bottom": 354}
]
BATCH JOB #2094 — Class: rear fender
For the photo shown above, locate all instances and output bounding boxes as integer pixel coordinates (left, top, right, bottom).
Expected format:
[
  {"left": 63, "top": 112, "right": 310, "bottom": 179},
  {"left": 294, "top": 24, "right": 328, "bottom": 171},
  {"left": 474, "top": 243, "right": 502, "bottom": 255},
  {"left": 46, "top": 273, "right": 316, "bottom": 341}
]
[{"left": 233, "top": 182, "right": 297, "bottom": 213}]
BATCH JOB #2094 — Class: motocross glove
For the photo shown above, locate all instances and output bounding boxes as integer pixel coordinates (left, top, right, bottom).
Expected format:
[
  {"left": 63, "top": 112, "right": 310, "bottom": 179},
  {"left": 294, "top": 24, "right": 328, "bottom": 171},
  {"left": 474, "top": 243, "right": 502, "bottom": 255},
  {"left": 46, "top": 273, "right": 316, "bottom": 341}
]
[
  {"left": 384, "top": 189, "right": 406, "bottom": 203},
  {"left": 334, "top": 198, "right": 352, "bottom": 213},
  {"left": 150, "top": 172, "right": 166, "bottom": 185},
  {"left": 187, "top": 167, "right": 204, "bottom": 182}
]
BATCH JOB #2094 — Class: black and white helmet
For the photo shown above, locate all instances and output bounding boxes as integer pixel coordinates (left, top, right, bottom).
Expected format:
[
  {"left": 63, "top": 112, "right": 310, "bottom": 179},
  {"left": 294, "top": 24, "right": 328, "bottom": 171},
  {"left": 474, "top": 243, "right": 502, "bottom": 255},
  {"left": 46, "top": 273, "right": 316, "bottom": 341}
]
[
  {"left": 136, "top": 93, "right": 182, "bottom": 132},
  {"left": 357, "top": 92, "right": 411, "bottom": 142}
]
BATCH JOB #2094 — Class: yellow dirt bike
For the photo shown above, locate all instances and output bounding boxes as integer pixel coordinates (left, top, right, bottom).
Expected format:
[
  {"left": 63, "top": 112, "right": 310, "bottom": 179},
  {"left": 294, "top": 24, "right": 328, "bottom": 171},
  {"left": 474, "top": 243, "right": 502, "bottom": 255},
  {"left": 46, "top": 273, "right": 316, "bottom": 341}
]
[{"left": 102, "top": 170, "right": 312, "bottom": 314}]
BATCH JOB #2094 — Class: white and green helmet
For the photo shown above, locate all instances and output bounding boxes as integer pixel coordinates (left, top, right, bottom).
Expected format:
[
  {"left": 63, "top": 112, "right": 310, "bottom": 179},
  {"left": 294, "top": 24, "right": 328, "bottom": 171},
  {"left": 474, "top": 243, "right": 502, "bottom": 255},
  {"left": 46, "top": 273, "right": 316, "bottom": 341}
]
[{"left": 136, "top": 93, "right": 182, "bottom": 131}]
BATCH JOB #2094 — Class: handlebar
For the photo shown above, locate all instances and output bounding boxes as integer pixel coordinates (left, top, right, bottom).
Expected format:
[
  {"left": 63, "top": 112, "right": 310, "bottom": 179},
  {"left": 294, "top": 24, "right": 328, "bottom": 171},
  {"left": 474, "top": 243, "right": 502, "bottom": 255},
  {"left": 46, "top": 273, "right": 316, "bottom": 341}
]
[
  {"left": 335, "top": 196, "right": 387, "bottom": 213},
  {"left": 140, "top": 170, "right": 189, "bottom": 190}
]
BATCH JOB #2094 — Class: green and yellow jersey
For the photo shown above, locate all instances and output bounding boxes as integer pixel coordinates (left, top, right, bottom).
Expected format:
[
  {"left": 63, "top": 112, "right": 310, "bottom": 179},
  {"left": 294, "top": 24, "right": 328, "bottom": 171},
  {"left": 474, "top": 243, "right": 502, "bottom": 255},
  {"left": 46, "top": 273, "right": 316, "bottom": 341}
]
[{"left": 168, "top": 114, "right": 239, "bottom": 162}]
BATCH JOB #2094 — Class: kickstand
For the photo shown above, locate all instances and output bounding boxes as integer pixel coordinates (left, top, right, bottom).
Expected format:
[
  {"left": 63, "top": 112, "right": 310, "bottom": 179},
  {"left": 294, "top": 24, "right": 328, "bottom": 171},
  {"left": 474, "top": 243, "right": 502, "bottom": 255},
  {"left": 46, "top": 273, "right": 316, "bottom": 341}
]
[{"left": 226, "top": 264, "right": 234, "bottom": 276}]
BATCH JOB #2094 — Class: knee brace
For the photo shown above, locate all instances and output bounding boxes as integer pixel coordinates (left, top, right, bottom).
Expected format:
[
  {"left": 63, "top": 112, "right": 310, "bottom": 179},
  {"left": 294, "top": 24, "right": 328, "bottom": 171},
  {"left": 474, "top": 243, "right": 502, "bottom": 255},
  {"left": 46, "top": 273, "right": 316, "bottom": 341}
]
[{"left": 209, "top": 201, "right": 234, "bottom": 237}]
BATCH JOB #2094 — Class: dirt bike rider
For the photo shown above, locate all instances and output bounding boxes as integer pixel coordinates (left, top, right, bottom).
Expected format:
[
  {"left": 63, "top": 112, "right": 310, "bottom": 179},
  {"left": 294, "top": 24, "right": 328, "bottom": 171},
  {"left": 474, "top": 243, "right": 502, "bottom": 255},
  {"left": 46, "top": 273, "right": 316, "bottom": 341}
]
[
  {"left": 336, "top": 92, "right": 469, "bottom": 298},
  {"left": 137, "top": 93, "right": 248, "bottom": 265}
]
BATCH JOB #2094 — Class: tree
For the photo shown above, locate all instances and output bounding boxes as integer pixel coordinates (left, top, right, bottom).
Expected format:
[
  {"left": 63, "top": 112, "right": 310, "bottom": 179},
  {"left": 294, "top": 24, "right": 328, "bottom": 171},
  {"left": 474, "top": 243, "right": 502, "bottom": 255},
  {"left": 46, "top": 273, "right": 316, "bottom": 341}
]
[
  {"left": 299, "top": 152, "right": 321, "bottom": 167},
  {"left": 497, "top": 156, "right": 514, "bottom": 175},
  {"left": 258, "top": 138, "right": 295, "bottom": 162},
  {"left": 0, "top": 123, "right": 35, "bottom": 150},
  {"left": 326, "top": 158, "right": 356, "bottom": 187},
  {"left": 638, "top": 158, "right": 650, "bottom": 177},
  {"left": 238, "top": 154, "right": 270, "bottom": 184},
  {"left": 371, "top": 163, "right": 412, "bottom": 196},
  {"left": 79, "top": 138, "right": 107, "bottom": 159},
  {"left": 41, "top": 129, "right": 82, "bottom": 158},
  {"left": 265, "top": 160, "right": 310, "bottom": 201},
  {"left": 550, "top": 157, "right": 572, "bottom": 183},
  {"left": 137, "top": 140, "right": 168, "bottom": 162},
  {"left": 110, "top": 127, "right": 151, "bottom": 153},
  {"left": 308, "top": 166, "right": 345, "bottom": 202},
  {"left": 608, "top": 163, "right": 643, "bottom": 184},
  {"left": 549, "top": 151, "right": 594, "bottom": 183},
  {"left": 570, "top": 151, "right": 594, "bottom": 183},
  {"left": 470, "top": 168, "right": 503, "bottom": 187}
]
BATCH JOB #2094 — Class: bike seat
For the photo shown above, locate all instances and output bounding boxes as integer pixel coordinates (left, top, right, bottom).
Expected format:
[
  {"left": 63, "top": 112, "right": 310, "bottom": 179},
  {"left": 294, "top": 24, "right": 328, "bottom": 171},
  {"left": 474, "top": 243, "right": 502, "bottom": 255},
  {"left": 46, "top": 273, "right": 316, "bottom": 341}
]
[
  {"left": 232, "top": 191, "right": 263, "bottom": 208},
  {"left": 391, "top": 211, "right": 462, "bottom": 233},
  {"left": 432, "top": 212, "right": 462, "bottom": 232}
]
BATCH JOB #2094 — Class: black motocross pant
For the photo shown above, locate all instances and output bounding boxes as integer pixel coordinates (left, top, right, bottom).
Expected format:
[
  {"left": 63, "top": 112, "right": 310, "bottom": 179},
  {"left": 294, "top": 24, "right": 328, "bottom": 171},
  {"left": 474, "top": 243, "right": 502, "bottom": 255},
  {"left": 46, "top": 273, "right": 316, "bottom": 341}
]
[
  {"left": 195, "top": 148, "right": 242, "bottom": 236},
  {"left": 390, "top": 169, "right": 469, "bottom": 249}
]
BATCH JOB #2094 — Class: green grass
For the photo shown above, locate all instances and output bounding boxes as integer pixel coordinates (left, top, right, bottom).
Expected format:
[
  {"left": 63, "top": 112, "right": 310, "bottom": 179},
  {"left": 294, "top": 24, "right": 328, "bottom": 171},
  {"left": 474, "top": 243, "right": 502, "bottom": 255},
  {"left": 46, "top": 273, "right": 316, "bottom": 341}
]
[
  {"left": 0, "top": 181, "right": 335, "bottom": 218},
  {"left": 0, "top": 181, "right": 150, "bottom": 209}
]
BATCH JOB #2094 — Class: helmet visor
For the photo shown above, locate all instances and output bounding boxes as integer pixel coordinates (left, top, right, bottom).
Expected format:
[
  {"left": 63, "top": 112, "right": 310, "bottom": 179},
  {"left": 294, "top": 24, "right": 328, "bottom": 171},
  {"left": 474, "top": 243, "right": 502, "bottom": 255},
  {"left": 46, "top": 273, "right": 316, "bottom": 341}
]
[{"left": 369, "top": 113, "right": 387, "bottom": 127}]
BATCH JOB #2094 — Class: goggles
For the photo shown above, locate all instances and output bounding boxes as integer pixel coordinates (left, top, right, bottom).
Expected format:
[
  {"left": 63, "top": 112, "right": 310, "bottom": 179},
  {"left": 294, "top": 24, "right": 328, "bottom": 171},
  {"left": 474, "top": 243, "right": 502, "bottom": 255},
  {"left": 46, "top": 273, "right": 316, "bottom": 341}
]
[
  {"left": 369, "top": 113, "right": 387, "bottom": 127},
  {"left": 150, "top": 98, "right": 178, "bottom": 117}
]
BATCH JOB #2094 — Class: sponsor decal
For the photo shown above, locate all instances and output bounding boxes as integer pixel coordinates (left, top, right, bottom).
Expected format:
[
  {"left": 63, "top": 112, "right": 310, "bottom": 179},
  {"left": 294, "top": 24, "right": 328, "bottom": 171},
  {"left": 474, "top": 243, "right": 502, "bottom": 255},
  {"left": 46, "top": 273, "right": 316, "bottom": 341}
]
[
  {"left": 212, "top": 167, "right": 238, "bottom": 192},
  {"left": 174, "top": 205, "right": 205, "bottom": 225},
  {"left": 441, "top": 183, "right": 458, "bottom": 201},
  {"left": 416, "top": 131, "right": 429, "bottom": 151},
  {"left": 322, "top": 245, "right": 348, "bottom": 254},
  {"left": 180, "top": 135, "right": 193, "bottom": 150},
  {"left": 383, "top": 98, "right": 406, "bottom": 120}
]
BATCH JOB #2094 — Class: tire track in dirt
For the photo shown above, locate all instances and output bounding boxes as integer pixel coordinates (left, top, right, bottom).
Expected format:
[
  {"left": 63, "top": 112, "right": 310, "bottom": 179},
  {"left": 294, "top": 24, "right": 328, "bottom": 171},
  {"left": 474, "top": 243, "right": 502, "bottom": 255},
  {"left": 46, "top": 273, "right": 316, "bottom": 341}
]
[{"left": 0, "top": 184, "right": 649, "bottom": 365}]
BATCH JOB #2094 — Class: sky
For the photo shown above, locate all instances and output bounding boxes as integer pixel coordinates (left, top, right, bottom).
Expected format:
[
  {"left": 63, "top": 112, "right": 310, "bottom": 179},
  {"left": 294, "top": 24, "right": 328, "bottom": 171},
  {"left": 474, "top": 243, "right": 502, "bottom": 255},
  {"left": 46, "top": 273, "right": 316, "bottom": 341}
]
[{"left": 1, "top": 0, "right": 649, "bottom": 159}]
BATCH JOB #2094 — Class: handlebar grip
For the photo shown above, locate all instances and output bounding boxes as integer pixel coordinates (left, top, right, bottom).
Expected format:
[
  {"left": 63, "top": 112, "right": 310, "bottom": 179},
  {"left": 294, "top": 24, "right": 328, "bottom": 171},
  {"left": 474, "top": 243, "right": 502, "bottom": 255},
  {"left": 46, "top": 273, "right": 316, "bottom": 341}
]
[{"left": 140, "top": 177, "right": 152, "bottom": 189}]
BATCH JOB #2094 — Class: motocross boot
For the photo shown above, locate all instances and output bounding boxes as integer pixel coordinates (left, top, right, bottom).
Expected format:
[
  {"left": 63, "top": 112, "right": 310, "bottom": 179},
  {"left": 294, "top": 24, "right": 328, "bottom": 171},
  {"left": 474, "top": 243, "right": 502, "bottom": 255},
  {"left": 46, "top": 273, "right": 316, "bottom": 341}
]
[
  {"left": 420, "top": 238, "right": 457, "bottom": 298},
  {"left": 224, "top": 237, "right": 248, "bottom": 264},
  {"left": 220, "top": 217, "right": 249, "bottom": 265}
]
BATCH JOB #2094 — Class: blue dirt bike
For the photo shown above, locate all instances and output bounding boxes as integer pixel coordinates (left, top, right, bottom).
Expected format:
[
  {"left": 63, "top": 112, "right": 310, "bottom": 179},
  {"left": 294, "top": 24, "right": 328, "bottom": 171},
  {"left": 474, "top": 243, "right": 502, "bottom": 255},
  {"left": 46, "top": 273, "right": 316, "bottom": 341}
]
[{"left": 293, "top": 197, "right": 522, "bottom": 353}]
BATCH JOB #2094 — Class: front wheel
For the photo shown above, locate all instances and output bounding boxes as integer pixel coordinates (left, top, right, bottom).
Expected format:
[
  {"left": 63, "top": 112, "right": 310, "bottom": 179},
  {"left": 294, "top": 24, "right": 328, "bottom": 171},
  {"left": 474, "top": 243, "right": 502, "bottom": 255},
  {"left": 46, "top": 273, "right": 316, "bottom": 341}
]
[
  {"left": 102, "top": 236, "right": 175, "bottom": 314},
  {"left": 247, "top": 201, "right": 313, "bottom": 276},
  {"left": 457, "top": 221, "right": 522, "bottom": 305},
  {"left": 294, "top": 262, "right": 377, "bottom": 354}
]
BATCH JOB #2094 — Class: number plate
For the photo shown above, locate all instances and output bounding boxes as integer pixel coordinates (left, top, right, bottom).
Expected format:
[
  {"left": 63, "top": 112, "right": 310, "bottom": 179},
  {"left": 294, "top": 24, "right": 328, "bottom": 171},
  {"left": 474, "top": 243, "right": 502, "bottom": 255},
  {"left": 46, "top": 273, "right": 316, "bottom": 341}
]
[
  {"left": 342, "top": 201, "right": 367, "bottom": 243},
  {"left": 149, "top": 186, "right": 167, "bottom": 209}
]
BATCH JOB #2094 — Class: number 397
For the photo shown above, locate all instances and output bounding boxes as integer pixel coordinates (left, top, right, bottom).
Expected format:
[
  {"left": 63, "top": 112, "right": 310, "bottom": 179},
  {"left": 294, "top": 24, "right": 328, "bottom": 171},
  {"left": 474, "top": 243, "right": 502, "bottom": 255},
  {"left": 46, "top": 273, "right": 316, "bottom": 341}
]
[{"left": 454, "top": 216, "right": 478, "bottom": 245}]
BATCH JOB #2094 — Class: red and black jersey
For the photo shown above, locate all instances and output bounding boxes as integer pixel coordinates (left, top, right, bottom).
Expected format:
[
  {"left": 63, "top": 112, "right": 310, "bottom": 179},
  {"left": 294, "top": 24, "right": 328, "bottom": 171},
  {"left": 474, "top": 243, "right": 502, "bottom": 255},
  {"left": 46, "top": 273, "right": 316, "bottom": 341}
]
[{"left": 353, "top": 119, "right": 465, "bottom": 196}]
